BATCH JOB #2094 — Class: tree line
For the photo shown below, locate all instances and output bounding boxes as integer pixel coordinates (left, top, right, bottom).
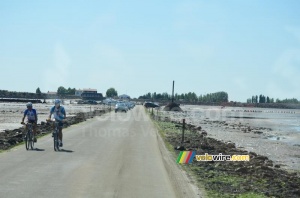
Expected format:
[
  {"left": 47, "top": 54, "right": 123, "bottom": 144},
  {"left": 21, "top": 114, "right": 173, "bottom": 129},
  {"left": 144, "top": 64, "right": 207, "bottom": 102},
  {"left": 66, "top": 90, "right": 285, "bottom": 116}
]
[
  {"left": 247, "top": 95, "right": 299, "bottom": 104},
  {"left": 138, "top": 91, "right": 228, "bottom": 103}
]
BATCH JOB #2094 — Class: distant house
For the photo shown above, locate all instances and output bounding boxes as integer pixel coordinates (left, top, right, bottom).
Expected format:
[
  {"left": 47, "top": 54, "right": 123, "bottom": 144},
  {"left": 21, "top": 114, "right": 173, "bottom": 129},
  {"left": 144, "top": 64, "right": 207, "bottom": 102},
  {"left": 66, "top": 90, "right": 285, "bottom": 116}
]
[
  {"left": 47, "top": 91, "right": 57, "bottom": 95},
  {"left": 81, "top": 88, "right": 103, "bottom": 101},
  {"left": 75, "top": 89, "right": 83, "bottom": 97},
  {"left": 119, "top": 94, "right": 130, "bottom": 100}
]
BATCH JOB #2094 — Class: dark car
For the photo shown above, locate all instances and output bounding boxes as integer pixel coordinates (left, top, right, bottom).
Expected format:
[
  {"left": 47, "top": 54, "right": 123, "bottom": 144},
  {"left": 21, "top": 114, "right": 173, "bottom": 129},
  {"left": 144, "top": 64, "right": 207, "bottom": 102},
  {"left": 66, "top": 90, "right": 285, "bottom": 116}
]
[{"left": 144, "top": 102, "right": 159, "bottom": 108}]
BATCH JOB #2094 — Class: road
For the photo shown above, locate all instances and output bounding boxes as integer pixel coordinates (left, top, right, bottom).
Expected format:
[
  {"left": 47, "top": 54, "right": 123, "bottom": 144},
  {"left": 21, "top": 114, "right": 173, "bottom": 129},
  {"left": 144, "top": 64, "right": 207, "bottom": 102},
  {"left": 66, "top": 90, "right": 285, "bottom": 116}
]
[{"left": 0, "top": 106, "right": 200, "bottom": 198}]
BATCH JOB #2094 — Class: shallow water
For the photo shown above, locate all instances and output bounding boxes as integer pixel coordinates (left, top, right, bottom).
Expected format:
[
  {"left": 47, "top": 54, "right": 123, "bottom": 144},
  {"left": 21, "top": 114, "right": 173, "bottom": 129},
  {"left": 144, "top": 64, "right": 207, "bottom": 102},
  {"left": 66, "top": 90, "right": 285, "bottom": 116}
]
[{"left": 180, "top": 105, "right": 300, "bottom": 133}]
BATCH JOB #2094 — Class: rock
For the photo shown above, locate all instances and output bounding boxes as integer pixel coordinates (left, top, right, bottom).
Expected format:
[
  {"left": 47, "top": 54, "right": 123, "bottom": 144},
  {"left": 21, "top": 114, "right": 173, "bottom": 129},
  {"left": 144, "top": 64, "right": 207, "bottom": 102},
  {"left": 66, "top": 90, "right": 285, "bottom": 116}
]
[
  {"left": 255, "top": 155, "right": 268, "bottom": 161},
  {"left": 226, "top": 142, "right": 235, "bottom": 148},
  {"left": 254, "top": 131, "right": 263, "bottom": 134},
  {"left": 196, "top": 126, "right": 202, "bottom": 130},
  {"left": 274, "top": 165, "right": 280, "bottom": 168},
  {"left": 235, "top": 167, "right": 248, "bottom": 174},
  {"left": 201, "top": 131, "right": 208, "bottom": 136},
  {"left": 265, "top": 160, "right": 273, "bottom": 167}
]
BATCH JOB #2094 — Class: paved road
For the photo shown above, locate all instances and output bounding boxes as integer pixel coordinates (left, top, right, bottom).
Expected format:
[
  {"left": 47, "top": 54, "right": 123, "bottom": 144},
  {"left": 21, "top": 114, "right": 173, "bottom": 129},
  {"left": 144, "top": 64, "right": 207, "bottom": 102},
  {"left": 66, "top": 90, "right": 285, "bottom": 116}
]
[{"left": 0, "top": 106, "right": 199, "bottom": 198}]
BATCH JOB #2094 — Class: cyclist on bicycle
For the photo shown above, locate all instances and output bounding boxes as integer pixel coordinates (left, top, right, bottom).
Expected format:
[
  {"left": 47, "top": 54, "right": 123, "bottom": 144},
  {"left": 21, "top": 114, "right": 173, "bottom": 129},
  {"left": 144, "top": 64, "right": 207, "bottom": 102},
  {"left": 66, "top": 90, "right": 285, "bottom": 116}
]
[
  {"left": 21, "top": 102, "right": 38, "bottom": 142},
  {"left": 47, "top": 99, "right": 66, "bottom": 147}
]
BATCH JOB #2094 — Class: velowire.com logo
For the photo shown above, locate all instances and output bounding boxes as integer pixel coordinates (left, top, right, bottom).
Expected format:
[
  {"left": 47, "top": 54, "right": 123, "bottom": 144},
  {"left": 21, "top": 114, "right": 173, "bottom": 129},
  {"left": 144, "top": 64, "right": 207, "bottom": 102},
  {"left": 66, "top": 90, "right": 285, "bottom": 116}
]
[{"left": 177, "top": 151, "right": 250, "bottom": 164}]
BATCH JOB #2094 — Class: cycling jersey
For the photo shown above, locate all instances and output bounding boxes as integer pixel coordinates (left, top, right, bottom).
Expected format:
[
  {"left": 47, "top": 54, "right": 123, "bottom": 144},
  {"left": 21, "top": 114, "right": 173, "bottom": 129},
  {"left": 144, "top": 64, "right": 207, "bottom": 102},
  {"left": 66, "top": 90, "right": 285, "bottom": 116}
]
[
  {"left": 24, "top": 109, "right": 37, "bottom": 122},
  {"left": 50, "top": 106, "right": 65, "bottom": 121}
]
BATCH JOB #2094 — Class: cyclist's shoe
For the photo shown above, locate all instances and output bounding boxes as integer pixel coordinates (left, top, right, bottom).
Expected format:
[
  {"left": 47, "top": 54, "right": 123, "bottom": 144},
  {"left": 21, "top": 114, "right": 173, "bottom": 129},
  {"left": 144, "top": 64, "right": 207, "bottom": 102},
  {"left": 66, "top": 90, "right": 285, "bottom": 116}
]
[{"left": 34, "top": 138, "right": 37, "bottom": 142}]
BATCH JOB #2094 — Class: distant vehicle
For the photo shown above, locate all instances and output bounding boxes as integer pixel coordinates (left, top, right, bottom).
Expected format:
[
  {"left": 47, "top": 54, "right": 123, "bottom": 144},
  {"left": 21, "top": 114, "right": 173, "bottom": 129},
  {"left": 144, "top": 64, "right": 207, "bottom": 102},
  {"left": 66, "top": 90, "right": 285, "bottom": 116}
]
[
  {"left": 103, "top": 98, "right": 118, "bottom": 105},
  {"left": 77, "top": 100, "right": 97, "bottom": 105},
  {"left": 115, "top": 103, "right": 128, "bottom": 113},
  {"left": 126, "top": 101, "right": 135, "bottom": 109},
  {"left": 87, "top": 100, "right": 98, "bottom": 104},
  {"left": 144, "top": 102, "right": 159, "bottom": 108}
]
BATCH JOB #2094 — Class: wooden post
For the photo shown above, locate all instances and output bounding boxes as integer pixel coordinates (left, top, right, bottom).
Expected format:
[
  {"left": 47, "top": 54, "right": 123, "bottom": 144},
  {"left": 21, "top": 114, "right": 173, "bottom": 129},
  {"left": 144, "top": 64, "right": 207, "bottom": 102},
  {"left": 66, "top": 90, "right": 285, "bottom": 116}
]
[{"left": 181, "top": 119, "right": 185, "bottom": 144}]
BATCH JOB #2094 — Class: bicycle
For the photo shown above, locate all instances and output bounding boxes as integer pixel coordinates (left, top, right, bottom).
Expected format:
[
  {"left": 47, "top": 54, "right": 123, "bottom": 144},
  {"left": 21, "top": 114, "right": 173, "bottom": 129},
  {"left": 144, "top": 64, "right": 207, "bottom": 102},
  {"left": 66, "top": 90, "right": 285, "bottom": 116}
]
[
  {"left": 22, "top": 123, "right": 35, "bottom": 150},
  {"left": 47, "top": 119, "right": 62, "bottom": 151}
]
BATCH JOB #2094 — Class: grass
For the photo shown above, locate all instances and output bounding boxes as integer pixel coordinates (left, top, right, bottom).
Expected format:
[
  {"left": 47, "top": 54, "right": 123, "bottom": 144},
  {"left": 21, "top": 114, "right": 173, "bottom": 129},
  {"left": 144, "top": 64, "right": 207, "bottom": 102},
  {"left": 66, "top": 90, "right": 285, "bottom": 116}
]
[{"left": 146, "top": 109, "right": 268, "bottom": 198}]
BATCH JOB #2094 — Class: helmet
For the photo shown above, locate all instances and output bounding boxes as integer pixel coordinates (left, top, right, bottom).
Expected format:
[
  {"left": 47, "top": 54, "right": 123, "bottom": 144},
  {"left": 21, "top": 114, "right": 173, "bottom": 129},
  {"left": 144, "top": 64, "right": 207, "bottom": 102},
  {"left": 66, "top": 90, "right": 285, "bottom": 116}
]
[
  {"left": 54, "top": 99, "right": 61, "bottom": 105},
  {"left": 26, "top": 102, "right": 32, "bottom": 107}
]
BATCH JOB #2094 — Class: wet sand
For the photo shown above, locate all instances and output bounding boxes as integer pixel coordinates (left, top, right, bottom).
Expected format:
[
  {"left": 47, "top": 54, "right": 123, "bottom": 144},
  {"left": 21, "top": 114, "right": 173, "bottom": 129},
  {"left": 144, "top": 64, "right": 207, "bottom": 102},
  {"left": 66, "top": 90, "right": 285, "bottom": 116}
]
[
  {"left": 0, "top": 102, "right": 108, "bottom": 132},
  {"left": 159, "top": 105, "right": 300, "bottom": 171}
]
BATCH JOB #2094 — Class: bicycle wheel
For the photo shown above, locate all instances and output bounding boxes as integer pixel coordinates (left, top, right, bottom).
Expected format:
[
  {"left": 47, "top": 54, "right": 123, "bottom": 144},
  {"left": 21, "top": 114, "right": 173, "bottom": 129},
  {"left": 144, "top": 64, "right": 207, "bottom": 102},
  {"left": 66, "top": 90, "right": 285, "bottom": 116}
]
[{"left": 25, "top": 132, "right": 30, "bottom": 150}]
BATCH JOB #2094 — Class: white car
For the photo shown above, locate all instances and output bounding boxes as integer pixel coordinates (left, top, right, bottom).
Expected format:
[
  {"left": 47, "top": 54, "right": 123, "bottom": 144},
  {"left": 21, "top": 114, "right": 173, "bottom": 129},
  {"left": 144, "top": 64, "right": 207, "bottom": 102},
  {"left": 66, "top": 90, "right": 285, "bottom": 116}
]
[{"left": 115, "top": 103, "right": 128, "bottom": 113}]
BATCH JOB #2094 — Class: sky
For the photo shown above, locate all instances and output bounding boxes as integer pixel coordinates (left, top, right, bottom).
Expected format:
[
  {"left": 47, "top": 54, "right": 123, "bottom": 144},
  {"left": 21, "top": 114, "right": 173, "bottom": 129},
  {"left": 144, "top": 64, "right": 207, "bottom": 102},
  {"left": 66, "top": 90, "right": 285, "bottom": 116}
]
[{"left": 0, "top": 0, "right": 300, "bottom": 102}]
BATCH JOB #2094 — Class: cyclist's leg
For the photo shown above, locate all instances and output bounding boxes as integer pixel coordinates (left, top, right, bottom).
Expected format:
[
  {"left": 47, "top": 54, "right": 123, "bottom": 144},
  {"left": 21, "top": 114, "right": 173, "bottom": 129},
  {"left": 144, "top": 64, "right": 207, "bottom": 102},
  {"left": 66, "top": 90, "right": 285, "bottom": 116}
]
[
  {"left": 33, "top": 122, "right": 37, "bottom": 142},
  {"left": 23, "top": 124, "right": 28, "bottom": 138},
  {"left": 33, "top": 123, "right": 36, "bottom": 135},
  {"left": 58, "top": 122, "right": 63, "bottom": 146},
  {"left": 58, "top": 127, "right": 63, "bottom": 141}
]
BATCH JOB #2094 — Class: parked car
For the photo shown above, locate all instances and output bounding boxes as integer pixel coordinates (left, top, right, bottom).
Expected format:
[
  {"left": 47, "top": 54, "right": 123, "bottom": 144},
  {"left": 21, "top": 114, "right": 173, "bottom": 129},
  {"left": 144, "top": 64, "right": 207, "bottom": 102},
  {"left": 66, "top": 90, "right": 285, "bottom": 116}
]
[
  {"left": 144, "top": 102, "right": 159, "bottom": 108},
  {"left": 115, "top": 102, "right": 128, "bottom": 113},
  {"left": 126, "top": 101, "right": 135, "bottom": 109}
]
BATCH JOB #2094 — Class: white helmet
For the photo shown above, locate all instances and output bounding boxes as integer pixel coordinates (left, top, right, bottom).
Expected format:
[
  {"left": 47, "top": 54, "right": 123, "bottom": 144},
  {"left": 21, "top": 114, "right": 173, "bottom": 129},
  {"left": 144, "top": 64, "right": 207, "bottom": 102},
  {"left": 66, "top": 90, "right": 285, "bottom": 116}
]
[
  {"left": 26, "top": 102, "right": 32, "bottom": 107},
  {"left": 54, "top": 99, "right": 61, "bottom": 105}
]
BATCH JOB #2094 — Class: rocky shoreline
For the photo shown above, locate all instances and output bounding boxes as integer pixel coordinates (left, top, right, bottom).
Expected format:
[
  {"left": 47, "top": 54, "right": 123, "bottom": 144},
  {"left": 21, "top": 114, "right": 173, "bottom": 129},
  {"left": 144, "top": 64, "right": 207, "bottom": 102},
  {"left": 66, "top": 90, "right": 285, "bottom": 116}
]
[
  {"left": 0, "top": 109, "right": 110, "bottom": 150},
  {"left": 154, "top": 116, "right": 300, "bottom": 197}
]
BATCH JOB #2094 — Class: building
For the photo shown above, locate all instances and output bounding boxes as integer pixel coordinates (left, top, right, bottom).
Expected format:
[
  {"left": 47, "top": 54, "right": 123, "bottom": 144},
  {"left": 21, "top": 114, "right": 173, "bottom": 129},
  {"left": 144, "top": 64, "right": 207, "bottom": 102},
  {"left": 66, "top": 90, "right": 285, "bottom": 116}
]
[
  {"left": 47, "top": 91, "right": 57, "bottom": 95},
  {"left": 81, "top": 88, "right": 103, "bottom": 101}
]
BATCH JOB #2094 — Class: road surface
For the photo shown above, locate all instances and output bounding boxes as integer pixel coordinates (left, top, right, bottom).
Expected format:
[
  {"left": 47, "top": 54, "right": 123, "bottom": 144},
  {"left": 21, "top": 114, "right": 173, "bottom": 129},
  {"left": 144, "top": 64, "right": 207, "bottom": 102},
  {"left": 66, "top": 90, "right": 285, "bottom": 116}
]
[{"left": 0, "top": 106, "right": 200, "bottom": 198}]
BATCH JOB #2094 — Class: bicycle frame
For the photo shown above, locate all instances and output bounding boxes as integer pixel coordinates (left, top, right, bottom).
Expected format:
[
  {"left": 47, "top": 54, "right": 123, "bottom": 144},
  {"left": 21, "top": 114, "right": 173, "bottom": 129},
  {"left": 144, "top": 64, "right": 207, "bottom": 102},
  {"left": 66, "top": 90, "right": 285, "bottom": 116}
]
[
  {"left": 24, "top": 123, "right": 34, "bottom": 150},
  {"left": 53, "top": 121, "right": 61, "bottom": 151}
]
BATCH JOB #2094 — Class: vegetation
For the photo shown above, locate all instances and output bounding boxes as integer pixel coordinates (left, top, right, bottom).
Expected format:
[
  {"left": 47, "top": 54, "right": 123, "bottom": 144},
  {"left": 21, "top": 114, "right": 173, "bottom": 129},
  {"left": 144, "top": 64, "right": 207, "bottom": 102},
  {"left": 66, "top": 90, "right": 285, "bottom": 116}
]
[
  {"left": 247, "top": 95, "right": 299, "bottom": 104},
  {"left": 57, "top": 86, "right": 76, "bottom": 95},
  {"left": 150, "top": 118, "right": 269, "bottom": 198},
  {"left": 36, "top": 87, "right": 42, "bottom": 95},
  {"left": 106, "top": 88, "right": 118, "bottom": 98},
  {"left": 139, "top": 91, "right": 228, "bottom": 103}
]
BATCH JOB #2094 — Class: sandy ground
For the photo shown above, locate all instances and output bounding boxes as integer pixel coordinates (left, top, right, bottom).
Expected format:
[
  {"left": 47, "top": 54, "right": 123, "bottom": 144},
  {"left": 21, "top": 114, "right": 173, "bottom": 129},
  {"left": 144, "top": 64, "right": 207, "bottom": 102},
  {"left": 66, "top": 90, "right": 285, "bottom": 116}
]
[
  {"left": 0, "top": 102, "right": 110, "bottom": 132},
  {"left": 158, "top": 105, "right": 300, "bottom": 171}
]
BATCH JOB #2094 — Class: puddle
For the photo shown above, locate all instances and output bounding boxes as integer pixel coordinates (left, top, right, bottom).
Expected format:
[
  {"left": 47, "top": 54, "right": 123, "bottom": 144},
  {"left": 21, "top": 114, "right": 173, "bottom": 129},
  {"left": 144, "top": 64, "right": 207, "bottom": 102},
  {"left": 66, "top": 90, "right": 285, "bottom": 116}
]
[{"left": 264, "top": 135, "right": 286, "bottom": 141}]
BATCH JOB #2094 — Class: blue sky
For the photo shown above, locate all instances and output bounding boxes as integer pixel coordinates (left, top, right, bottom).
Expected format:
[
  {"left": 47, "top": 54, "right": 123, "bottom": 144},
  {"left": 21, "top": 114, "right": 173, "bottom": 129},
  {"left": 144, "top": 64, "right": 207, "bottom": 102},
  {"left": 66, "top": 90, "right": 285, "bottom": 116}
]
[{"left": 0, "top": 0, "right": 299, "bottom": 102}]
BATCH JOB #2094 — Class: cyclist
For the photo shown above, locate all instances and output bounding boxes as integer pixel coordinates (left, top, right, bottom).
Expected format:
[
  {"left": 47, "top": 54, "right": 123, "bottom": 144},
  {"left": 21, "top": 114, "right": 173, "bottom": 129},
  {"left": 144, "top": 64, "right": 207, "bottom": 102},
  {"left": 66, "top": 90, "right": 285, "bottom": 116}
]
[
  {"left": 21, "top": 102, "right": 38, "bottom": 142},
  {"left": 47, "top": 99, "right": 66, "bottom": 147}
]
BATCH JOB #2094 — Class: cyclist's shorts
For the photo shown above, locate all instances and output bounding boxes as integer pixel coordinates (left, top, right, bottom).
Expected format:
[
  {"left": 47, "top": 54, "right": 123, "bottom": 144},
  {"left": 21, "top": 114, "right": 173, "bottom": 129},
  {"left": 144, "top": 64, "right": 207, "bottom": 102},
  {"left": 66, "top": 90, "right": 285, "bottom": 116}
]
[
  {"left": 58, "top": 121, "right": 64, "bottom": 128},
  {"left": 28, "top": 120, "right": 37, "bottom": 128}
]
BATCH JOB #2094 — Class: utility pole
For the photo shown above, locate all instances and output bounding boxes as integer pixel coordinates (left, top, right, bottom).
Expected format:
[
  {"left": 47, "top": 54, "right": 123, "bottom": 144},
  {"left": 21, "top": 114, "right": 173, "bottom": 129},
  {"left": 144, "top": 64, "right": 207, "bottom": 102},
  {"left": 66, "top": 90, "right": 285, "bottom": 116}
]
[{"left": 172, "top": 80, "right": 174, "bottom": 103}]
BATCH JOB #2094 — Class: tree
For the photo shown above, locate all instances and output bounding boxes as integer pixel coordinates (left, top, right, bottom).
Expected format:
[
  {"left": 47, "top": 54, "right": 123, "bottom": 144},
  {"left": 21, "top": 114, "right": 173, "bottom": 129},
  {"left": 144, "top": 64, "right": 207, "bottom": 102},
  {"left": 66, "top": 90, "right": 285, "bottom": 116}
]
[
  {"left": 36, "top": 87, "right": 42, "bottom": 95},
  {"left": 106, "top": 88, "right": 118, "bottom": 98},
  {"left": 57, "top": 86, "right": 67, "bottom": 95},
  {"left": 66, "top": 87, "right": 76, "bottom": 95}
]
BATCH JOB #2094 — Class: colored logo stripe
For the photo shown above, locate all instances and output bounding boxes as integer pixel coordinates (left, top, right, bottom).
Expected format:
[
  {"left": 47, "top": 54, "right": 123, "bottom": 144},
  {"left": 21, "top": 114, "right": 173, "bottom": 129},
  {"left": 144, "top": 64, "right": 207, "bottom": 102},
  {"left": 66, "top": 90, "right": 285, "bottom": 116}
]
[{"left": 177, "top": 151, "right": 196, "bottom": 164}]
